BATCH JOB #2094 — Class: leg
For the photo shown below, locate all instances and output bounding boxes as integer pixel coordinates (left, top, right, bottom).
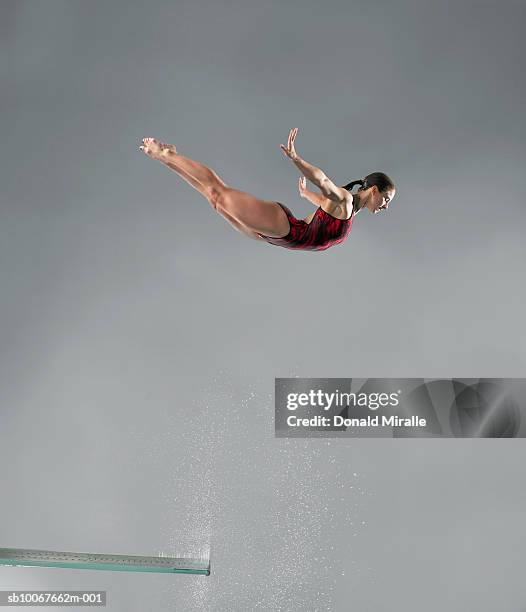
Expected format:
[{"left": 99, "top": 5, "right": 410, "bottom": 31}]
[
  {"left": 160, "top": 158, "right": 266, "bottom": 241},
  {"left": 217, "top": 212, "right": 268, "bottom": 241},
  {"left": 161, "top": 155, "right": 269, "bottom": 240},
  {"left": 141, "top": 138, "right": 227, "bottom": 201},
  {"left": 161, "top": 147, "right": 290, "bottom": 236},
  {"left": 163, "top": 159, "right": 217, "bottom": 201},
  {"left": 162, "top": 150, "right": 228, "bottom": 195},
  {"left": 141, "top": 138, "right": 289, "bottom": 238},
  {"left": 214, "top": 188, "right": 290, "bottom": 237}
]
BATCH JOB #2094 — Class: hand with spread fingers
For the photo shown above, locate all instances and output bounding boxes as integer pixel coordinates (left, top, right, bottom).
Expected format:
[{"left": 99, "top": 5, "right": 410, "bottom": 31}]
[{"left": 280, "top": 128, "right": 300, "bottom": 161}]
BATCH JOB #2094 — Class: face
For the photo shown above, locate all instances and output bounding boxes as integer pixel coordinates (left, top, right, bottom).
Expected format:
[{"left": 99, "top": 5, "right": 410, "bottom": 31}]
[{"left": 366, "top": 185, "right": 395, "bottom": 214}]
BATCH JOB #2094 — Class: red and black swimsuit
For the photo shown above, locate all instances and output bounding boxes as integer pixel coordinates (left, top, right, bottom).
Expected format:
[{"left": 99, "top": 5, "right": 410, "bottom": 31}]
[{"left": 257, "top": 202, "right": 353, "bottom": 251}]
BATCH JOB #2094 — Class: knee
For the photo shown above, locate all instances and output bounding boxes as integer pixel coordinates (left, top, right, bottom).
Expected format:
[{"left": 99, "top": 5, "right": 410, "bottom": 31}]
[{"left": 208, "top": 186, "right": 230, "bottom": 213}]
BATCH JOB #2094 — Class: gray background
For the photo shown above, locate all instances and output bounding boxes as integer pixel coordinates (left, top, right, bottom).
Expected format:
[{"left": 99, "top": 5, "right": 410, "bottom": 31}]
[{"left": 1, "top": 0, "right": 525, "bottom": 609}]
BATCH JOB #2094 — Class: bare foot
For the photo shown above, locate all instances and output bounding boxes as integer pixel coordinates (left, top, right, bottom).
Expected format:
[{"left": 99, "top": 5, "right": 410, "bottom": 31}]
[{"left": 139, "top": 138, "right": 177, "bottom": 160}]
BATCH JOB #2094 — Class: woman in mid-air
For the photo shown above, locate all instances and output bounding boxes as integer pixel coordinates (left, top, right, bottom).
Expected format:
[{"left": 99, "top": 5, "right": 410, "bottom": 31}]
[{"left": 139, "top": 128, "right": 396, "bottom": 252}]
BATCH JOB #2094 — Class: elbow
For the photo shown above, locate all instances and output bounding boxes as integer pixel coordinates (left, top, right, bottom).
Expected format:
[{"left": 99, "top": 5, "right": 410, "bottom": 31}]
[
  {"left": 316, "top": 171, "right": 328, "bottom": 184},
  {"left": 317, "top": 175, "right": 332, "bottom": 196}
]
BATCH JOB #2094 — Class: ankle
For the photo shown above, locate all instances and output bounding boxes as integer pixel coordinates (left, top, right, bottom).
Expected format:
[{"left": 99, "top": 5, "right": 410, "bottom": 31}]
[{"left": 160, "top": 145, "right": 176, "bottom": 160}]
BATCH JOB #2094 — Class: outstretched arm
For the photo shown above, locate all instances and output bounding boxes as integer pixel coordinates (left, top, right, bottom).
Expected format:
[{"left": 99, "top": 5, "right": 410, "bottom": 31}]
[
  {"left": 280, "top": 128, "right": 349, "bottom": 203},
  {"left": 293, "top": 157, "right": 349, "bottom": 203}
]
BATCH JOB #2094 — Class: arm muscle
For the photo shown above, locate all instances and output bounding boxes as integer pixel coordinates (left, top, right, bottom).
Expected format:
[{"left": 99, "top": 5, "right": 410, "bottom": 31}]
[{"left": 319, "top": 176, "right": 350, "bottom": 203}]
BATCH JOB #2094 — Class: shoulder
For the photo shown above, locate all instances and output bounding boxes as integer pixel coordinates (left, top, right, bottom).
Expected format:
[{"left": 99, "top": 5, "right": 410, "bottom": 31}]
[{"left": 319, "top": 191, "right": 354, "bottom": 220}]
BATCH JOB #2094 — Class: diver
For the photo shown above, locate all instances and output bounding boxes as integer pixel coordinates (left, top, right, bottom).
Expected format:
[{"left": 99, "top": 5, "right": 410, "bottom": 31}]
[{"left": 139, "top": 128, "right": 395, "bottom": 252}]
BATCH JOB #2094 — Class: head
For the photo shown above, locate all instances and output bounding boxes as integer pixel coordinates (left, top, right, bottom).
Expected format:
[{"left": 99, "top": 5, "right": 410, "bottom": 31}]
[{"left": 343, "top": 172, "right": 396, "bottom": 214}]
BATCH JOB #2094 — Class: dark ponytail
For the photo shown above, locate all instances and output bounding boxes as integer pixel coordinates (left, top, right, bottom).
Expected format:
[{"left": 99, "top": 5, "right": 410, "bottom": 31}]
[
  {"left": 343, "top": 179, "right": 366, "bottom": 191},
  {"left": 342, "top": 172, "right": 395, "bottom": 194}
]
